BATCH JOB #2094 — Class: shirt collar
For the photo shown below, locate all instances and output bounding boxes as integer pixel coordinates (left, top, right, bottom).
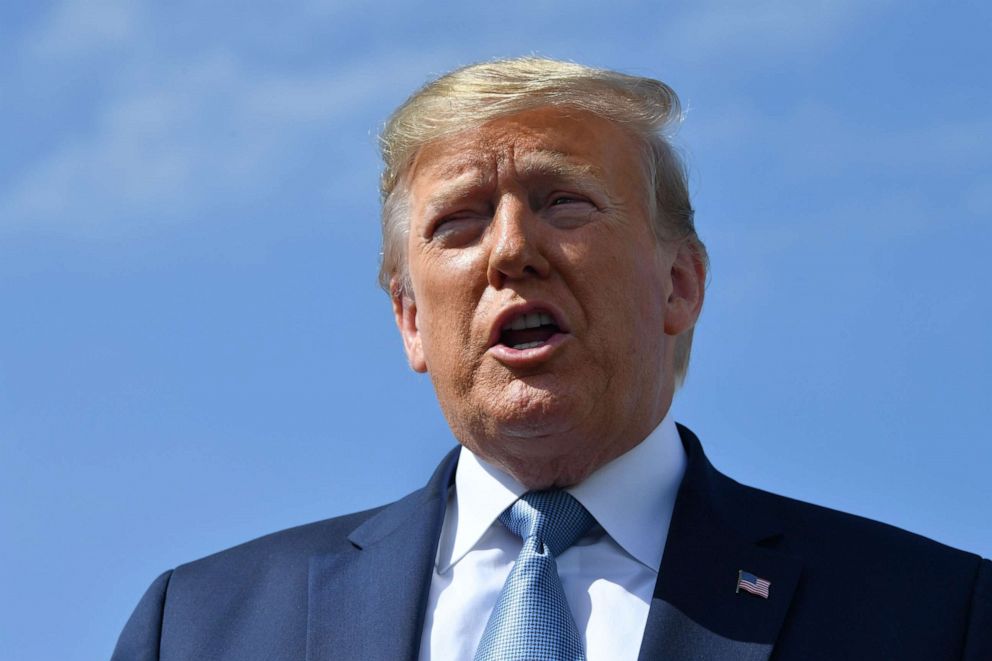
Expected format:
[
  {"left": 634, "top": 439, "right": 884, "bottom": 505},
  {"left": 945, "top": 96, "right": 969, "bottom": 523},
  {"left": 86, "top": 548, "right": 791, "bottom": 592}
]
[
  {"left": 436, "top": 443, "right": 526, "bottom": 573},
  {"left": 437, "top": 411, "right": 686, "bottom": 573},
  {"left": 568, "top": 412, "right": 685, "bottom": 571}
]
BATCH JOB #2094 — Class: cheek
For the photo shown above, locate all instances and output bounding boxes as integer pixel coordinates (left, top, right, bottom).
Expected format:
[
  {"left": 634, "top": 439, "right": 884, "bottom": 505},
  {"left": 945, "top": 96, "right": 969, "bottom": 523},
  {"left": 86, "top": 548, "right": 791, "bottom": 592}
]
[
  {"left": 417, "top": 291, "right": 478, "bottom": 374},
  {"left": 589, "top": 251, "right": 669, "bottom": 351}
]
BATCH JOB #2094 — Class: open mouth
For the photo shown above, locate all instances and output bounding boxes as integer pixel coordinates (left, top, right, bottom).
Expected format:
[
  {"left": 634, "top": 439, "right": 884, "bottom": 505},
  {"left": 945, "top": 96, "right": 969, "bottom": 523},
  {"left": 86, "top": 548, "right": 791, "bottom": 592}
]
[{"left": 497, "top": 310, "right": 562, "bottom": 350}]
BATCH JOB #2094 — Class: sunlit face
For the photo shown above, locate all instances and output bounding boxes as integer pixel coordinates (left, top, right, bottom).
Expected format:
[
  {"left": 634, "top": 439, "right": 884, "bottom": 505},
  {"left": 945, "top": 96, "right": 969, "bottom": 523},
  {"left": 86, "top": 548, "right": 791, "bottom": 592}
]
[{"left": 392, "top": 107, "right": 703, "bottom": 488}]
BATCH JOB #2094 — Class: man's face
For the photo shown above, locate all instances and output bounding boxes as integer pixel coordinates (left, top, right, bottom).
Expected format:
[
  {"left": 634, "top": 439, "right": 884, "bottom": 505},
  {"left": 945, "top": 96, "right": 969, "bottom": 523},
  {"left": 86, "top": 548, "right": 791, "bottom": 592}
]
[{"left": 393, "top": 107, "right": 702, "bottom": 488}]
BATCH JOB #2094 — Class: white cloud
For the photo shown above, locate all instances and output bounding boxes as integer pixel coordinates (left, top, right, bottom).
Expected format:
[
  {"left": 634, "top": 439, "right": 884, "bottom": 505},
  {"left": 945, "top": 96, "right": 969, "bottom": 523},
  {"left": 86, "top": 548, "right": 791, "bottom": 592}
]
[
  {"left": 687, "top": 97, "right": 992, "bottom": 180},
  {"left": 3, "top": 0, "right": 472, "bottom": 238},
  {"left": 0, "top": 43, "right": 447, "bottom": 237},
  {"left": 27, "top": 0, "right": 141, "bottom": 59},
  {"left": 9, "top": 0, "right": 972, "bottom": 245},
  {"left": 658, "top": 0, "right": 883, "bottom": 62}
]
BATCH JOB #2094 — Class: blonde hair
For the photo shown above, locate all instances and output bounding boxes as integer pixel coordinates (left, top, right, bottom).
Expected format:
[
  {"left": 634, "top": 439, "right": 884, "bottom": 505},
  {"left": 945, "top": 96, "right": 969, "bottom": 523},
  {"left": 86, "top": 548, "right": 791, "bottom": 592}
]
[{"left": 377, "top": 57, "right": 707, "bottom": 385}]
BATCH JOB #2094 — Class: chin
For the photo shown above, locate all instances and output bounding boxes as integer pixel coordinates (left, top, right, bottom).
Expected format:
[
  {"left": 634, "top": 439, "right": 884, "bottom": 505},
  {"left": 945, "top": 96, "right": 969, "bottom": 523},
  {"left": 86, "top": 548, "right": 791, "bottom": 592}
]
[
  {"left": 444, "top": 377, "right": 604, "bottom": 484},
  {"left": 492, "top": 405, "right": 572, "bottom": 436},
  {"left": 507, "top": 372, "right": 576, "bottom": 403},
  {"left": 485, "top": 436, "right": 601, "bottom": 489}
]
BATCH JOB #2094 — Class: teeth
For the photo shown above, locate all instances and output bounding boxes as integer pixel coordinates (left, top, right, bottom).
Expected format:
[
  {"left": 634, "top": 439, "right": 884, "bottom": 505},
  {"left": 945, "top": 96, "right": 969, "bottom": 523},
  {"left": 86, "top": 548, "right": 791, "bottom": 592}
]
[
  {"left": 503, "top": 311, "right": 556, "bottom": 331},
  {"left": 513, "top": 341, "right": 544, "bottom": 350}
]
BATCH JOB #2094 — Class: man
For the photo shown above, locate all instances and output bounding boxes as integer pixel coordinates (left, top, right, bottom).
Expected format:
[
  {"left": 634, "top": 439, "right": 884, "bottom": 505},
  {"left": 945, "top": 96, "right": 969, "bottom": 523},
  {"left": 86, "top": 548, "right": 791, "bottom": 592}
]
[{"left": 113, "top": 58, "right": 991, "bottom": 660}]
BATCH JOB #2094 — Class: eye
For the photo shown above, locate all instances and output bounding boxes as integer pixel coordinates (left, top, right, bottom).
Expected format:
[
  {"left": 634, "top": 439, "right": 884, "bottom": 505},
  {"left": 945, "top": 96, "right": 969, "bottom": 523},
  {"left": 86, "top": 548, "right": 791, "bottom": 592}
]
[
  {"left": 549, "top": 194, "right": 586, "bottom": 206},
  {"left": 430, "top": 211, "right": 488, "bottom": 245},
  {"left": 542, "top": 192, "right": 597, "bottom": 229}
]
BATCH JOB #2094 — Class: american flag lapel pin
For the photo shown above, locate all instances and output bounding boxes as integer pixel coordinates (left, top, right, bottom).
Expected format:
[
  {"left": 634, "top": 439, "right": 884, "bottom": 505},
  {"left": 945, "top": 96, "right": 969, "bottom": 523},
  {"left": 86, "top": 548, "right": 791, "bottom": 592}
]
[{"left": 736, "top": 570, "right": 771, "bottom": 599}]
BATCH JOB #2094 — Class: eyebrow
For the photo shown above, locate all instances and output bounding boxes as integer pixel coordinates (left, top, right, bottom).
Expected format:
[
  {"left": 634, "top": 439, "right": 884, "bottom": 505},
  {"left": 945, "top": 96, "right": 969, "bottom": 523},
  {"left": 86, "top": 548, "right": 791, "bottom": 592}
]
[
  {"left": 513, "top": 149, "right": 599, "bottom": 181},
  {"left": 426, "top": 147, "right": 599, "bottom": 181},
  {"left": 420, "top": 148, "right": 606, "bottom": 216},
  {"left": 423, "top": 174, "right": 489, "bottom": 217}
]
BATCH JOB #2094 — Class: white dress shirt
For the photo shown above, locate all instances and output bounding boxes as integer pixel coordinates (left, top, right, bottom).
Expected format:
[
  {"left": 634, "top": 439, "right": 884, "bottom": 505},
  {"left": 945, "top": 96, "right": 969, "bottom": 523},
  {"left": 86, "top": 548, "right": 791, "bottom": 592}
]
[{"left": 418, "top": 413, "right": 687, "bottom": 661}]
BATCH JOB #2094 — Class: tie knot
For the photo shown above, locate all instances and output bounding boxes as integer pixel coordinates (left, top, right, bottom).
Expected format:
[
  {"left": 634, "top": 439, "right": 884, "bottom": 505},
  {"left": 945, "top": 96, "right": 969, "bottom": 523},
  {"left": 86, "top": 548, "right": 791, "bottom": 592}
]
[{"left": 499, "top": 490, "right": 594, "bottom": 557}]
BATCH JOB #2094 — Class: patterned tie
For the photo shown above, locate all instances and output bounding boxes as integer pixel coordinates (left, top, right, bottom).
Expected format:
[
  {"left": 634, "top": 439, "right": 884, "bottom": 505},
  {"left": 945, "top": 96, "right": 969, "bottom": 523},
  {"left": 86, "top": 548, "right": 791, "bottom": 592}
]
[{"left": 474, "top": 490, "right": 595, "bottom": 661}]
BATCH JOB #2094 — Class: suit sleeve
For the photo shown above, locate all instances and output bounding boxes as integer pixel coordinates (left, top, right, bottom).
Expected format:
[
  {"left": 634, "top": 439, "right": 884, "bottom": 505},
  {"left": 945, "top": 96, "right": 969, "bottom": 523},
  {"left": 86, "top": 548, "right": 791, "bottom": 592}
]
[
  {"left": 963, "top": 558, "right": 992, "bottom": 661},
  {"left": 111, "top": 570, "right": 173, "bottom": 661}
]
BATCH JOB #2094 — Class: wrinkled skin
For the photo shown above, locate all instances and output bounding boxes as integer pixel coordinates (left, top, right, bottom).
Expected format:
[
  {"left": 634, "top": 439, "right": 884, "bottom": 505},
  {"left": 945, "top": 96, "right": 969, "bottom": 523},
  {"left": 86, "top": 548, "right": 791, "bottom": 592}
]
[{"left": 392, "top": 107, "right": 705, "bottom": 489}]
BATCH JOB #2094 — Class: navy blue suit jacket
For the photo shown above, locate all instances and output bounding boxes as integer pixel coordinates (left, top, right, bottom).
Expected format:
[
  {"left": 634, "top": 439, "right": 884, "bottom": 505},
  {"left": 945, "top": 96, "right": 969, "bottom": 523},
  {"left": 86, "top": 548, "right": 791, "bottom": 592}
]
[{"left": 113, "top": 426, "right": 991, "bottom": 660}]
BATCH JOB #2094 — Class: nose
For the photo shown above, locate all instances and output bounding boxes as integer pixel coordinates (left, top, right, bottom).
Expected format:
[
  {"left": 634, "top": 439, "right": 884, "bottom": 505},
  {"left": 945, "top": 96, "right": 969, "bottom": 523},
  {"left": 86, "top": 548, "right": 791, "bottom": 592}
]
[{"left": 486, "top": 196, "right": 551, "bottom": 288}]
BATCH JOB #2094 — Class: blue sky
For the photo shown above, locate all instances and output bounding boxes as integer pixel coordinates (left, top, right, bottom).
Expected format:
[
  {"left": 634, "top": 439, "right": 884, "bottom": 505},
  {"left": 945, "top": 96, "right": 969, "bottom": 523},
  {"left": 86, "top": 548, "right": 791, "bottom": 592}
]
[{"left": 2, "top": 1, "right": 990, "bottom": 658}]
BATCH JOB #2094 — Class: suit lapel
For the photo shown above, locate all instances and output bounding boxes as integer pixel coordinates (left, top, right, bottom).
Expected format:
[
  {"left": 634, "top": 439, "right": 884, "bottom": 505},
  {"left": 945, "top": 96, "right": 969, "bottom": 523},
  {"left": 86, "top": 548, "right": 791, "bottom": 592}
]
[
  {"left": 305, "top": 428, "right": 801, "bottom": 660},
  {"left": 638, "top": 426, "right": 803, "bottom": 661},
  {"left": 306, "top": 449, "right": 458, "bottom": 661}
]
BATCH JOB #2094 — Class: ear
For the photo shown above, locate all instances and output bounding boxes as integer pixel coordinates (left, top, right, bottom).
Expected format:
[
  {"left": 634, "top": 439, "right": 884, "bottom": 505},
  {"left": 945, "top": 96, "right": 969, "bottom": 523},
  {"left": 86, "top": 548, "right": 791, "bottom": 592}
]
[
  {"left": 663, "top": 242, "right": 706, "bottom": 336},
  {"left": 391, "top": 278, "right": 427, "bottom": 373}
]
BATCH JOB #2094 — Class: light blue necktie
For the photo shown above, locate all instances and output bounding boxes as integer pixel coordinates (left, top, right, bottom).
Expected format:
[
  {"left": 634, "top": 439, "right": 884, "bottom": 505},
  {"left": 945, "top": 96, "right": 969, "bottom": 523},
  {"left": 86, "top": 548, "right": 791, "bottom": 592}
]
[{"left": 474, "top": 490, "right": 595, "bottom": 661}]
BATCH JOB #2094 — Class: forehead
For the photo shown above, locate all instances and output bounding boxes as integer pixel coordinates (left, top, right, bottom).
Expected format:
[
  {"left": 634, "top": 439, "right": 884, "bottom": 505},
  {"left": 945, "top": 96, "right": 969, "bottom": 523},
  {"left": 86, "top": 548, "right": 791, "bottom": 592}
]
[{"left": 406, "top": 107, "right": 643, "bottom": 187}]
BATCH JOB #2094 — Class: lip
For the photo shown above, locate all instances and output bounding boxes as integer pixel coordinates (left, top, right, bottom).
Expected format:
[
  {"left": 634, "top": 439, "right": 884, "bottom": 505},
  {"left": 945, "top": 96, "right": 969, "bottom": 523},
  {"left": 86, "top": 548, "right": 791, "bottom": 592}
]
[
  {"left": 488, "top": 301, "right": 570, "bottom": 347},
  {"left": 488, "top": 331, "right": 570, "bottom": 366},
  {"left": 486, "top": 300, "right": 571, "bottom": 366}
]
